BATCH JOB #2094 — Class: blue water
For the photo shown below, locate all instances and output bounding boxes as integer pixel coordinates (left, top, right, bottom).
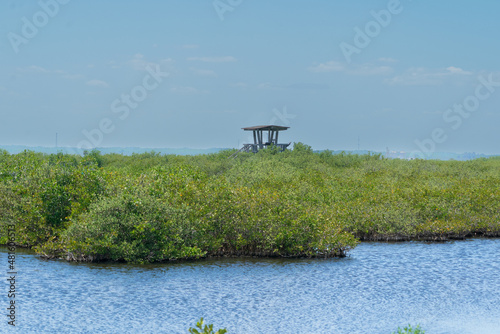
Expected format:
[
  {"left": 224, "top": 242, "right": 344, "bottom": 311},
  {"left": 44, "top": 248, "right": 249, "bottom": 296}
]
[{"left": 1, "top": 239, "right": 500, "bottom": 333}]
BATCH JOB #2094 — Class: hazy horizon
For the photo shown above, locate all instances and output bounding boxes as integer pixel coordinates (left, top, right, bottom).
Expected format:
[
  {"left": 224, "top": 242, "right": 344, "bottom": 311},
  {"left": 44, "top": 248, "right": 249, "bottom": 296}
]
[{"left": 1, "top": 143, "right": 496, "bottom": 161}]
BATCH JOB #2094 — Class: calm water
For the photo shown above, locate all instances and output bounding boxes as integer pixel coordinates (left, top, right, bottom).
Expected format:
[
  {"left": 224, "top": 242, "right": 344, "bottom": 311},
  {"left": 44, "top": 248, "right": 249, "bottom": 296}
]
[{"left": 1, "top": 239, "right": 500, "bottom": 333}]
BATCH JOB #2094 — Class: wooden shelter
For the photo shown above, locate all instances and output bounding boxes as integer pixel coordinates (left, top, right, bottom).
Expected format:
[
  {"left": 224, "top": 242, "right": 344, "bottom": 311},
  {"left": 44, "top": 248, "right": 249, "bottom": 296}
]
[{"left": 240, "top": 125, "right": 291, "bottom": 153}]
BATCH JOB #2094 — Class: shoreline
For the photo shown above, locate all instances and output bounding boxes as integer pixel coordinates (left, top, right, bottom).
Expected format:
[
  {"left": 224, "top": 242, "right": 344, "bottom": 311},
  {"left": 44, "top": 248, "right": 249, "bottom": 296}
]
[{"left": 3, "top": 233, "right": 500, "bottom": 264}]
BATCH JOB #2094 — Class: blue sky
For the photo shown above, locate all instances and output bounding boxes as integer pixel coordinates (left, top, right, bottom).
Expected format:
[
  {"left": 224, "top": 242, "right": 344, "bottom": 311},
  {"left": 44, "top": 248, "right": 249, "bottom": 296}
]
[{"left": 1, "top": 0, "right": 499, "bottom": 154}]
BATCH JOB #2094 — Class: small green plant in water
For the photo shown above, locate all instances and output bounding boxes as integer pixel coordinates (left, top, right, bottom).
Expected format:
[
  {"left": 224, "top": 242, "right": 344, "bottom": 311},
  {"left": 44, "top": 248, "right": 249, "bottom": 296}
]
[
  {"left": 189, "top": 318, "right": 227, "bottom": 334},
  {"left": 393, "top": 324, "right": 425, "bottom": 334}
]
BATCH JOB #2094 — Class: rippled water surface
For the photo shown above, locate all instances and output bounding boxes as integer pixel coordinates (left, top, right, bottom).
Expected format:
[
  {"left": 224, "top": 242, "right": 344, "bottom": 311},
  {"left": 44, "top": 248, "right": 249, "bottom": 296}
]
[{"left": 2, "top": 239, "right": 500, "bottom": 333}]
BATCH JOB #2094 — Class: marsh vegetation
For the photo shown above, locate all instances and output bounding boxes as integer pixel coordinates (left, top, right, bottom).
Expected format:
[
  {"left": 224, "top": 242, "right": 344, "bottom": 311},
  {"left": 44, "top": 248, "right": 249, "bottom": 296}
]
[{"left": 1, "top": 144, "right": 499, "bottom": 263}]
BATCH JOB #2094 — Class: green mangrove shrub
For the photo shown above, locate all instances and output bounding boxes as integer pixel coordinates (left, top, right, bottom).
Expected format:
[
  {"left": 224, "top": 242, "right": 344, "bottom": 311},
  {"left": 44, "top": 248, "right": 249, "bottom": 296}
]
[
  {"left": 61, "top": 193, "right": 206, "bottom": 263},
  {"left": 392, "top": 324, "right": 425, "bottom": 334},
  {"left": 1, "top": 147, "right": 499, "bottom": 263},
  {"left": 189, "top": 318, "right": 227, "bottom": 334}
]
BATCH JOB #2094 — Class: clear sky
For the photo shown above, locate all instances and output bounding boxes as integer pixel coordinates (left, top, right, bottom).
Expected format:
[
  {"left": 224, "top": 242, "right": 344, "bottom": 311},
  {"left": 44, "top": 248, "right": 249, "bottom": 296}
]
[{"left": 1, "top": 0, "right": 499, "bottom": 154}]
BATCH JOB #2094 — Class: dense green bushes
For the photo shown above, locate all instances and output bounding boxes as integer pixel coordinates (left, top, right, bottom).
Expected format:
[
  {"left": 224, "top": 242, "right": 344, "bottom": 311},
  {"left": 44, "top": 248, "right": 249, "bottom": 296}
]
[
  {"left": 62, "top": 193, "right": 205, "bottom": 262},
  {"left": 392, "top": 324, "right": 425, "bottom": 334},
  {"left": 189, "top": 318, "right": 227, "bottom": 334},
  {"left": 1, "top": 144, "right": 499, "bottom": 263}
]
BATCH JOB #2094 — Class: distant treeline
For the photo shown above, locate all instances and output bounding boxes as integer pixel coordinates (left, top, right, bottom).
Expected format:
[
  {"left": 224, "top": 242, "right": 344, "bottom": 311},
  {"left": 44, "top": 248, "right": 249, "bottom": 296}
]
[
  {"left": 1, "top": 144, "right": 499, "bottom": 263},
  {"left": 0, "top": 145, "right": 496, "bottom": 160},
  {"left": 0, "top": 145, "right": 225, "bottom": 156}
]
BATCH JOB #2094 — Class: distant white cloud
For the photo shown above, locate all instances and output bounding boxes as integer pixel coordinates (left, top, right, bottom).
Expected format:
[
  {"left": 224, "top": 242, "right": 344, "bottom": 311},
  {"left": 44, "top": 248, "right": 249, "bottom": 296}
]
[
  {"left": 187, "top": 56, "right": 236, "bottom": 63},
  {"left": 63, "top": 73, "right": 84, "bottom": 80},
  {"left": 17, "top": 66, "right": 83, "bottom": 80},
  {"left": 350, "top": 65, "right": 393, "bottom": 76},
  {"left": 255, "top": 82, "right": 330, "bottom": 91},
  {"left": 308, "top": 60, "right": 393, "bottom": 76},
  {"left": 128, "top": 54, "right": 154, "bottom": 70},
  {"left": 17, "top": 65, "right": 50, "bottom": 73},
  {"left": 446, "top": 66, "right": 473, "bottom": 75},
  {"left": 378, "top": 57, "right": 398, "bottom": 63},
  {"left": 232, "top": 82, "right": 248, "bottom": 88},
  {"left": 108, "top": 60, "right": 120, "bottom": 69},
  {"left": 308, "top": 61, "right": 345, "bottom": 73},
  {"left": 86, "top": 79, "right": 109, "bottom": 88},
  {"left": 170, "top": 86, "right": 204, "bottom": 94},
  {"left": 258, "top": 82, "right": 282, "bottom": 90},
  {"left": 287, "top": 83, "right": 330, "bottom": 90},
  {"left": 190, "top": 68, "right": 217, "bottom": 77},
  {"left": 385, "top": 66, "right": 474, "bottom": 86},
  {"left": 127, "top": 54, "right": 174, "bottom": 71},
  {"left": 309, "top": 62, "right": 478, "bottom": 85}
]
